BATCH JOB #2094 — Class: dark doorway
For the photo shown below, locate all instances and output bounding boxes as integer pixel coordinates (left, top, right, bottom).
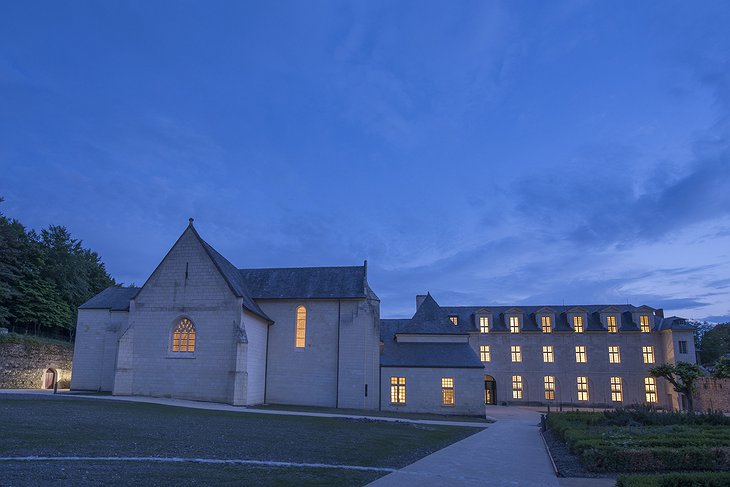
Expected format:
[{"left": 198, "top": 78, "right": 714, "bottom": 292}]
[
  {"left": 484, "top": 375, "right": 496, "bottom": 405},
  {"left": 43, "top": 368, "right": 56, "bottom": 389}
]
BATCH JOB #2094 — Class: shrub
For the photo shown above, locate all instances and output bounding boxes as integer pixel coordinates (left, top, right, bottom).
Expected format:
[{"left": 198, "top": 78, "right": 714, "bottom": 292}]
[{"left": 617, "top": 472, "right": 730, "bottom": 487}]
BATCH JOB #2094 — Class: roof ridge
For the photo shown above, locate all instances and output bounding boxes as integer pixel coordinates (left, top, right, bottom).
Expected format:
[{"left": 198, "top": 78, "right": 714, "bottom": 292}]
[{"left": 239, "top": 265, "right": 364, "bottom": 271}]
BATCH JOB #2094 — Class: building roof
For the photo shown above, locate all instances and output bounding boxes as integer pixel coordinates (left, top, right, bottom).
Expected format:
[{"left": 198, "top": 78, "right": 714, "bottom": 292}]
[
  {"left": 398, "top": 293, "right": 470, "bottom": 335},
  {"left": 78, "top": 286, "right": 140, "bottom": 311},
  {"left": 380, "top": 340, "right": 484, "bottom": 368},
  {"left": 656, "top": 316, "right": 695, "bottom": 331},
  {"left": 239, "top": 266, "right": 370, "bottom": 300}
]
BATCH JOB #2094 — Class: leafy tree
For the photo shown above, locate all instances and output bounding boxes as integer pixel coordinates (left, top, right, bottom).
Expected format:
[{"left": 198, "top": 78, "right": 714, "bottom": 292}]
[
  {"left": 0, "top": 199, "right": 35, "bottom": 327},
  {"left": 713, "top": 356, "right": 730, "bottom": 379},
  {"left": 699, "top": 323, "right": 730, "bottom": 365},
  {"left": 650, "top": 362, "right": 704, "bottom": 413}
]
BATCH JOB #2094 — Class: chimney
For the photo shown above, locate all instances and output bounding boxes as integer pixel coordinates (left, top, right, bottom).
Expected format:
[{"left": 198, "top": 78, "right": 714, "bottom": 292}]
[
  {"left": 654, "top": 308, "right": 664, "bottom": 318},
  {"left": 416, "top": 294, "right": 427, "bottom": 310}
]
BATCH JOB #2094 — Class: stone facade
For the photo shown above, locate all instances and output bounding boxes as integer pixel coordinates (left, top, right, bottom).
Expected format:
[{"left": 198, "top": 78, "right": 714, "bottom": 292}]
[
  {"left": 0, "top": 340, "right": 73, "bottom": 389},
  {"left": 694, "top": 378, "right": 730, "bottom": 412}
]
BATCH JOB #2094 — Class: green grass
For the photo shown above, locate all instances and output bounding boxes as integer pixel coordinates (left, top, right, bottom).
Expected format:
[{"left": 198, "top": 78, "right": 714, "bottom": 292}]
[
  {"left": 0, "top": 396, "right": 480, "bottom": 485},
  {"left": 254, "top": 403, "right": 492, "bottom": 423}
]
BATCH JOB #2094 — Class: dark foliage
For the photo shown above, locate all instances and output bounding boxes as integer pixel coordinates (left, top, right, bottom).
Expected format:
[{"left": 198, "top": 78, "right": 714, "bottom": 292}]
[
  {"left": 700, "top": 323, "right": 730, "bottom": 366},
  {"left": 617, "top": 472, "right": 730, "bottom": 487}
]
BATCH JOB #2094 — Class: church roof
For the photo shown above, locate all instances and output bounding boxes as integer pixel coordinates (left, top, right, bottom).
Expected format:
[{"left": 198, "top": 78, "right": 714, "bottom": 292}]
[
  {"left": 398, "top": 293, "right": 469, "bottom": 335},
  {"left": 239, "top": 266, "right": 370, "bottom": 300},
  {"left": 380, "top": 341, "right": 484, "bottom": 368},
  {"left": 78, "top": 286, "right": 140, "bottom": 311}
]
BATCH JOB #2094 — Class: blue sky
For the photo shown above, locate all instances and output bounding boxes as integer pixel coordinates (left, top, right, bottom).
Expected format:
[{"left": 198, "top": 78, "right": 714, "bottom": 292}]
[{"left": 1, "top": 1, "right": 730, "bottom": 320}]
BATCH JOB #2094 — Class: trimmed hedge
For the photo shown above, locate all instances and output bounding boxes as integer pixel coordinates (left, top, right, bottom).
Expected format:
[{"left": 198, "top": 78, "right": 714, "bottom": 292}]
[{"left": 617, "top": 472, "right": 730, "bottom": 487}]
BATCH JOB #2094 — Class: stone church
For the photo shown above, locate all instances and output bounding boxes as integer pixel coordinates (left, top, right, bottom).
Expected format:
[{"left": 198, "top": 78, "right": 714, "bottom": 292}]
[{"left": 72, "top": 221, "right": 696, "bottom": 414}]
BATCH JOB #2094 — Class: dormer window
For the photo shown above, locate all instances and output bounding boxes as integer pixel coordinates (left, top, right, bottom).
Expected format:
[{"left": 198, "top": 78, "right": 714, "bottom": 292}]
[
  {"left": 449, "top": 315, "right": 458, "bottom": 326},
  {"left": 607, "top": 315, "right": 617, "bottom": 333},
  {"left": 509, "top": 316, "right": 520, "bottom": 333},
  {"left": 640, "top": 315, "right": 650, "bottom": 333},
  {"left": 541, "top": 316, "right": 552, "bottom": 333},
  {"left": 573, "top": 315, "right": 584, "bottom": 333},
  {"left": 479, "top": 316, "right": 489, "bottom": 333}
]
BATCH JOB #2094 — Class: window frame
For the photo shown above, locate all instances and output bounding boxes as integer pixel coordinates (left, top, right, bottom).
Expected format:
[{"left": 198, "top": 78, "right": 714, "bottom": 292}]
[
  {"left": 640, "top": 315, "right": 651, "bottom": 333},
  {"left": 441, "top": 377, "right": 455, "bottom": 406},
  {"left": 509, "top": 316, "right": 520, "bottom": 333},
  {"left": 573, "top": 315, "right": 584, "bottom": 333},
  {"left": 390, "top": 376, "right": 406, "bottom": 404},
  {"left": 512, "top": 375, "right": 523, "bottom": 399},
  {"left": 479, "top": 316, "right": 490, "bottom": 334},
  {"left": 449, "top": 315, "right": 458, "bottom": 326},
  {"left": 610, "top": 376, "right": 623, "bottom": 402},
  {"left": 678, "top": 340, "right": 688, "bottom": 354},
  {"left": 544, "top": 375, "right": 555, "bottom": 400},
  {"left": 575, "top": 345, "right": 587, "bottom": 363},
  {"left": 295, "top": 305, "right": 307, "bottom": 348},
  {"left": 542, "top": 345, "right": 554, "bottom": 363},
  {"left": 511, "top": 345, "right": 522, "bottom": 363},
  {"left": 169, "top": 317, "right": 197, "bottom": 357},
  {"left": 607, "top": 315, "right": 617, "bottom": 333},
  {"left": 642, "top": 346, "right": 655, "bottom": 364},
  {"left": 608, "top": 345, "right": 621, "bottom": 364},
  {"left": 645, "top": 377, "right": 657, "bottom": 403},
  {"left": 576, "top": 376, "right": 589, "bottom": 401},
  {"left": 480, "top": 345, "right": 491, "bottom": 362},
  {"left": 541, "top": 315, "right": 552, "bottom": 333}
]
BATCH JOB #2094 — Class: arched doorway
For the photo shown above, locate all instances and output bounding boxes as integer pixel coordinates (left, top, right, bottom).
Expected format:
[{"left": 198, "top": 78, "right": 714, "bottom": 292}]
[
  {"left": 484, "top": 375, "right": 496, "bottom": 405},
  {"left": 43, "top": 368, "right": 56, "bottom": 389}
]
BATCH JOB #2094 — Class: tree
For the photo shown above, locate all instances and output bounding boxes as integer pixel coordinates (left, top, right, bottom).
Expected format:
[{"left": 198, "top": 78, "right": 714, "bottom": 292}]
[
  {"left": 0, "top": 199, "right": 36, "bottom": 327},
  {"left": 650, "top": 362, "right": 704, "bottom": 413},
  {"left": 699, "top": 323, "right": 730, "bottom": 365},
  {"left": 713, "top": 356, "right": 730, "bottom": 379}
]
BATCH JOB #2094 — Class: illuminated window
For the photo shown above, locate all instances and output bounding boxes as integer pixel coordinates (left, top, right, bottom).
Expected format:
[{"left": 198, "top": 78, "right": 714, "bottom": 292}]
[
  {"left": 607, "top": 315, "right": 617, "bottom": 333},
  {"left": 509, "top": 316, "right": 520, "bottom": 333},
  {"left": 608, "top": 346, "right": 621, "bottom": 364},
  {"left": 573, "top": 315, "right": 584, "bottom": 333},
  {"left": 442, "top": 377, "right": 454, "bottom": 406},
  {"left": 645, "top": 377, "right": 657, "bottom": 403},
  {"left": 678, "top": 341, "right": 687, "bottom": 354},
  {"left": 479, "top": 316, "right": 489, "bottom": 334},
  {"left": 544, "top": 375, "right": 555, "bottom": 400},
  {"left": 512, "top": 375, "right": 523, "bottom": 399},
  {"left": 610, "top": 376, "right": 623, "bottom": 402},
  {"left": 172, "top": 318, "right": 196, "bottom": 353},
  {"left": 390, "top": 377, "right": 406, "bottom": 404},
  {"left": 642, "top": 346, "right": 655, "bottom": 364},
  {"left": 295, "top": 306, "right": 307, "bottom": 348},
  {"left": 541, "top": 316, "right": 552, "bottom": 333},
  {"left": 480, "top": 345, "right": 491, "bottom": 362},
  {"left": 575, "top": 345, "right": 587, "bottom": 363},
  {"left": 449, "top": 315, "right": 458, "bottom": 326},
  {"left": 577, "top": 376, "right": 589, "bottom": 401},
  {"left": 542, "top": 345, "right": 554, "bottom": 363},
  {"left": 511, "top": 345, "right": 522, "bottom": 362},
  {"left": 640, "top": 315, "right": 651, "bottom": 333}
]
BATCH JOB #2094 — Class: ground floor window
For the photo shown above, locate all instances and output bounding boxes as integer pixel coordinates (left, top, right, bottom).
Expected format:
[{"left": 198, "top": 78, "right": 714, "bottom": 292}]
[
  {"left": 390, "top": 377, "right": 406, "bottom": 404},
  {"left": 441, "top": 377, "right": 454, "bottom": 406},
  {"left": 512, "top": 375, "right": 523, "bottom": 399},
  {"left": 610, "top": 376, "right": 623, "bottom": 402},
  {"left": 577, "top": 376, "right": 589, "bottom": 401},
  {"left": 645, "top": 377, "right": 657, "bottom": 403},
  {"left": 544, "top": 375, "right": 555, "bottom": 400}
]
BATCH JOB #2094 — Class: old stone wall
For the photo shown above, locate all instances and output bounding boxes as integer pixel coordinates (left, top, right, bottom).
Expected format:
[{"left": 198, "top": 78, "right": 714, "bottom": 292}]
[
  {"left": 0, "top": 340, "right": 73, "bottom": 389},
  {"left": 694, "top": 377, "right": 730, "bottom": 412}
]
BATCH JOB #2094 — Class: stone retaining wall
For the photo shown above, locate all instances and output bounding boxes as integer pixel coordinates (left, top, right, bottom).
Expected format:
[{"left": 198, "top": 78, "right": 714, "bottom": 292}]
[
  {"left": 0, "top": 340, "right": 73, "bottom": 389},
  {"left": 694, "top": 377, "right": 730, "bottom": 412}
]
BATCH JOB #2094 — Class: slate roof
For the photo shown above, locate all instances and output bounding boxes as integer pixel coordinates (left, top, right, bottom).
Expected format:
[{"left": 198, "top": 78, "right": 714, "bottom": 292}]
[
  {"left": 239, "top": 266, "right": 370, "bottom": 300},
  {"left": 78, "top": 286, "right": 140, "bottom": 311},
  {"left": 398, "top": 293, "right": 469, "bottom": 335},
  {"left": 380, "top": 340, "right": 484, "bottom": 368},
  {"left": 656, "top": 316, "right": 695, "bottom": 331}
]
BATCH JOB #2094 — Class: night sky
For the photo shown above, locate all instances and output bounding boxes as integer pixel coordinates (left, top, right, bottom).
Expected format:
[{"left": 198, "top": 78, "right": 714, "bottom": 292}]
[{"left": 1, "top": 2, "right": 729, "bottom": 321}]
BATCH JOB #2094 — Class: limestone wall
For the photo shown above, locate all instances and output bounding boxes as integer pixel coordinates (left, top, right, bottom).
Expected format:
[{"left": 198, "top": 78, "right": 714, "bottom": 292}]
[
  {"left": 0, "top": 339, "right": 73, "bottom": 389},
  {"left": 694, "top": 377, "right": 730, "bottom": 412}
]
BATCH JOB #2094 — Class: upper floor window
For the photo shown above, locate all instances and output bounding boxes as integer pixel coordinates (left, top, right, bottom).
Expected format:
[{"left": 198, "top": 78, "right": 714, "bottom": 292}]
[
  {"left": 442, "top": 377, "right": 455, "bottom": 406},
  {"left": 640, "top": 315, "right": 651, "bottom": 333},
  {"left": 608, "top": 346, "right": 621, "bottom": 364},
  {"left": 509, "top": 316, "right": 520, "bottom": 333},
  {"left": 577, "top": 376, "right": 589, "bottom": 401},
  {"left": 449, "top": 315, "right": 458, "bottom": 326},
  {"left": 542, "top": 345, "right": 554, "bottom": 363},
  {"left": 390, "top": 376, "right": 406, "bottom": 404},
  {"left": 479, "top": 316, "right": 490, "bottom": 334},
  {"left": 544, "top": 375, "right": 555, "bottom": 400},
  {"left": 295, "top": 306, "right": 307, "bottom": 348},
  {"left": 573, "top": 315, "right": 584, "bottom": 333},
  {"left": 678, "top": 341, "right": 688, "bottom": 354},
  {"left": 512, "top": 375, "right": 523, "bottom": 399},
  {"left": 541, "top": 316, "right": 552, "bottom": 333},
  {"left": 607, "top": 316, "right": 617, "bottom": 333},
  {"left": 172, "top": 318, "right": 196, "bottom": 353},
  {"left": 610, "top": 376, "right": 623, "bottom": 402},
  {"left": 642, "top": 346, "right": 655, "bottom": 364},
  {"left": 645, "top": 377, "right": 657, "bottom": 403},
  {"left": 511, "top": 345, "right": 522, "bottom": 362},
  {"left": 480, "top": 345, "right": 491, "bottom": 362},
  {"left": 575, "top": 345, "right": 587, "bottom": 363}
]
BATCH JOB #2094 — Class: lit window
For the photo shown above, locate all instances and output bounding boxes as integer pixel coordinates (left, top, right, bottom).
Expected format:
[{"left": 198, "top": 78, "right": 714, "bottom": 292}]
[
  {"left": 509, "top": 316, "right": 520, "bottom": 333},
  {"left": 511, "top": 345, "right": 522, "bottom": 362},
  {"left": 642, "top": 346, "right": 655, "bottom": 364},
  {"left": 480, "top": 316, "right": 489, "bottom": 334},
  {"left": 544, "top": 375, "right": 555, "bottom": 400},
  {"left": 608, "top": 346, "right": 621, "bottom": 364},
  {"left": 645, "top": 377, "right": 657, "bottom": 403},
  {"left": 541, "top": 316, "right": 552, "bottom": 333},
  {"left": 442, "top": 377, "right": 454, "bottom": 406},
  {"left": 295, "top": 306, "right": 307, "bottom": 348},
  {"left": 573, "top": 315, "right": 584, "bottom": 333},
  {"left": 480, "top": 345, "right": 491, "bottom": 362},
  {"left": 678, "top": 341, "right": 687, "bottom": 354},
  {"left": 390, "top": 377, "right": 406, "bottom": 404},
  {"left": 610, "top": 376, "right": 623, "bottom": 402},
  {"left": 607, "top": 315, "right": 617, "bottom": 333},
  {"left": 449, "top": 315, "right": 458, "bottom": 326},
  {"left": 512, "top": 375, "right": 523, "bottom": 399},
  {"left": 577, "top": 376, "right": 589, "bottom": 401},
  {"left": 172, "top": 318, "right": 196, "bottom": 353},
  {"left": 575, "top": 345, "right": 587, "bottom": 363},
  {"left": 542, "top": 345, "right": 554, "bottom": 363},
  {"left": 640, "top": 315, "right": 651, "bottom": 333}
]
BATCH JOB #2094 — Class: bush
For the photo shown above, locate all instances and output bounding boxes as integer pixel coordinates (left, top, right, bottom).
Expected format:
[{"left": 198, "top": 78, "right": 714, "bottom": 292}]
[{"left": 617, "top": 471, "right": 730, "bottom": 487}]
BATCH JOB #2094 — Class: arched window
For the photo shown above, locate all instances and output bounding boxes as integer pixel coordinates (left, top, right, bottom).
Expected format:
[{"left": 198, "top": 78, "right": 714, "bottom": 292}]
[
  {"left": 295, "top": 306, "right": 306, "bottom": 348},
  {"left": 172, "top": 318, "right": 196, "bottom": 353}
]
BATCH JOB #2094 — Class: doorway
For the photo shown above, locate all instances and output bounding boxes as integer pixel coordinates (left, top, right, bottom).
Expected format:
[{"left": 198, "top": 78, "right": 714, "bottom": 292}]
[
  {"left": 484, "top": 375, "right": 496, "bottom": 405},
  {"left": 43, "top": 368, "right": 56, "bottom": 389}
]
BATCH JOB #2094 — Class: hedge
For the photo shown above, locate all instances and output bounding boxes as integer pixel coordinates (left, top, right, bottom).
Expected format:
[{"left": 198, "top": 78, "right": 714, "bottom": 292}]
[{"left": 617, "top": 472, "right": 730, "bottom": 487}]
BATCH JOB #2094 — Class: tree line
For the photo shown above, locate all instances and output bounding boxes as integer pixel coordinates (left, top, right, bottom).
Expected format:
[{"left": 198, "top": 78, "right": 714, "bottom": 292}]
[{"left": 0, "top": 198, "right": 115, "bottom": 340}]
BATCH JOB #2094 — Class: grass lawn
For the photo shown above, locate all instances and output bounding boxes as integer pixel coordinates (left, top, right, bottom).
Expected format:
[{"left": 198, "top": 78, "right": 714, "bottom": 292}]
[
  {"left": 253, "top": 403, "right": 492, "bottom": 423},
  {"left": 0, "top": 395, "right": 480, "bottom": 486}
]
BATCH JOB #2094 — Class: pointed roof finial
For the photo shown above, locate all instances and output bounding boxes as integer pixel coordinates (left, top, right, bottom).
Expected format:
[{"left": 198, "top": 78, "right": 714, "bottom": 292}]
[{"left": 188, "top": 217, "right": 194, "bottom": 226}]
